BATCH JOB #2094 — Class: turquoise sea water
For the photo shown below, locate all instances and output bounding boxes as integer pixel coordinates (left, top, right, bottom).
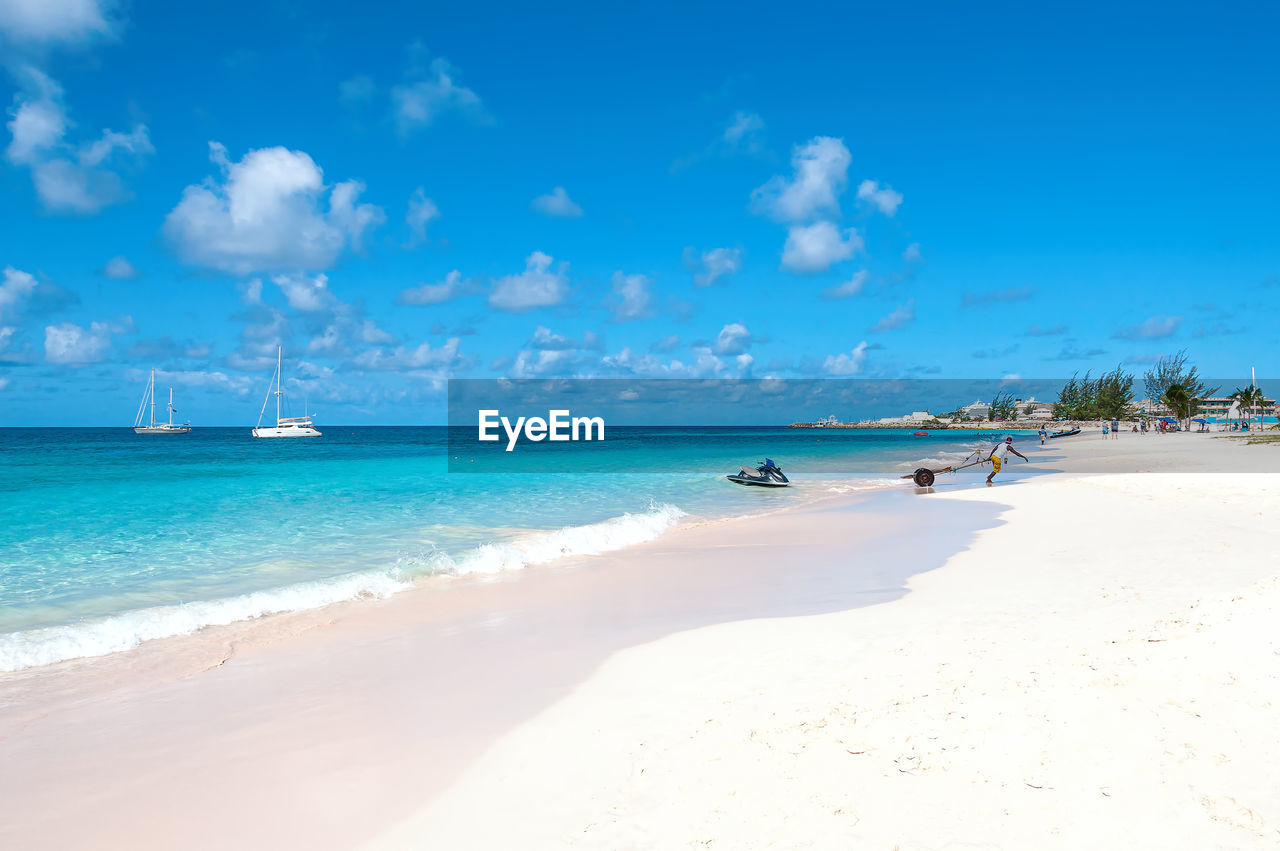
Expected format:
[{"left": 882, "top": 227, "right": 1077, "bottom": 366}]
[{"left": 0, "top": 426, "right": 996, "bottom": 670}]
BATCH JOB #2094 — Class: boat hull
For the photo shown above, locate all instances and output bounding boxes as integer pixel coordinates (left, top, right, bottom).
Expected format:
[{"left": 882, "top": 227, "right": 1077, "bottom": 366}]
[
  {"left": 133, "top": 426, "right": 191, "bottom": 434},
  {"left": 252, "top": 426, "right": 321, "bottom": 438}
]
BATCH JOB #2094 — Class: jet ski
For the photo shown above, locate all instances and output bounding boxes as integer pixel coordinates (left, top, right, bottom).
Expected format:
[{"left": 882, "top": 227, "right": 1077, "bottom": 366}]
[{"left": 727, "top": 458, "right": 790, "bottom": 487}]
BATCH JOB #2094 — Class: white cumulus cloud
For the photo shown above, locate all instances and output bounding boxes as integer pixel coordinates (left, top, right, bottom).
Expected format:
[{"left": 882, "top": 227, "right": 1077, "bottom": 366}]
[
  {"left": 405, "top": 187, "right": 440, "bottom": 244},
  {"left": 129, "top": 368, "right": 253, "bottom": 395},
  {"left": 723, "top": 111, "right": 764, "bottom": 150},
  {"left": 869, "top": 300, "right": 916, "bottom": 333},
  {"left": 527, "top": 326, "right": 602, "bottom": 352},
  {"left": 610, "top": 271, "right": 652, "bottom": 321},
  {"left": 489, "top": 251, "right": 570, "bottom": 312},
  {"left": 5, "top": 69, "right": 64, "bottom": 163},
  {"left": 780, "top": 221, "right": 861, "bottom": 273},
  {"left": 0, "top": 0, "right": 114, "bottom": 43},
  {"left": 397, "top": 270, "right": 467, "bottom": 305},
  {"left": 1115, "top": 315, "right": 1182, "bottom": 340},
  {"left": 5, "top": 67, "right": 152, "bottom": 214},
  {"left": 355, "top": 338, "right": 462, "bottom": 372},
  {"left": 272, "top": 272, "right": 334, "bottom": 313},
  {"left": 824, "top": 341, "right": 869, "bottom": 376},
  {"left": 510, "top": 348, "right": 582, "bottom": 378},
  {"left": 0, "top": 266, "right": 39, "bottom": 319},
  {"left": 750, "top": 136, "right": 850, "bottom": 222},
  {"left": 164, "top": 142, "right": 384, "bottom": 274},
  {"left": 531, "top": 186, "right": 583, "bottom": 218},
  {"left": 101, "top": 255, "right": 138, "bottom": 279},
  {"left": 823, "top": 269, "right": 867, "bottom": 299},
  {"left": 856, "top": 179, "right": 903, "bottom": 216},
  {"left": 392, "top": 57, "right": 484, "bottom": 135},
  {"left": 712, "top": 322, "right": 755, "bottom": 356},
  {"left": 690, "top": 247, "right": 741, "bottom": 288},
  {"left": 44, "top": 318, "right": 125, "bottom": 364}
]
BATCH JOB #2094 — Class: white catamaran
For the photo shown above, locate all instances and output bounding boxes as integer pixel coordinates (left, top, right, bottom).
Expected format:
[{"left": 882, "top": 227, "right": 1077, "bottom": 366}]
[
  {"left": 133, "top": 369, "right": 192, "bottom": 434},
  {"left": 252, "top": 346, "right": 321, "bottom": 438}
]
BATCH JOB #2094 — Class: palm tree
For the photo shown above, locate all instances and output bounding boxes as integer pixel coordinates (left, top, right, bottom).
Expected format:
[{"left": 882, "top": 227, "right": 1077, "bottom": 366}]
[
  {"left": 1231, "top": 385, "right": 1265, "bottom": 428},
  {"left": 1229, "top": 386, "right": 1248, "bottom": 425},
  {"left": 1162, "top": 381, "right": 1194, "bottom": 431}
]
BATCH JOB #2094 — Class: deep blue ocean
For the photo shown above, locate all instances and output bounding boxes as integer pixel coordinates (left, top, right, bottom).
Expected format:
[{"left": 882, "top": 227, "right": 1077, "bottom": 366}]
[{"left": 0, "top": 426, "right": 997, "bottom": 670}]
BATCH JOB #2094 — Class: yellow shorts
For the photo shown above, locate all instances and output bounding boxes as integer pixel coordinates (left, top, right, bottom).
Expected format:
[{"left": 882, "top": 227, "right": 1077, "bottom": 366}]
[{"left": 991, "top": 457, "right": 1002, "bottom": 473}]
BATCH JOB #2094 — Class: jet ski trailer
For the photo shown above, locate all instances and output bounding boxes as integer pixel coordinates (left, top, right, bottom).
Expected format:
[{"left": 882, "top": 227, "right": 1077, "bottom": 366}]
[
  {"left": 900, "top": 449, "right": 988, "bottom": 487},
  {"left": 727, "top": 458, "right": 790, "bottom": 487}
]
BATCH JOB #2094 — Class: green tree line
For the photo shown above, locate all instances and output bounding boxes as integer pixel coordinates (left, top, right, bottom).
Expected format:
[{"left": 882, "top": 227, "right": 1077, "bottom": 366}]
[{"left": 1052, "top": 366, "right": 1136, "bottom": 420}]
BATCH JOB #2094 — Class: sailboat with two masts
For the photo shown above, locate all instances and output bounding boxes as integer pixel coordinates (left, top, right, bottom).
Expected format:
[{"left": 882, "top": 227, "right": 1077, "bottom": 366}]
[
  {"left": 133, "top": 369, "right": 192, "bottom": 434},
  {"left": 252, "top": 346, "right": 321, "bottom": 438}
]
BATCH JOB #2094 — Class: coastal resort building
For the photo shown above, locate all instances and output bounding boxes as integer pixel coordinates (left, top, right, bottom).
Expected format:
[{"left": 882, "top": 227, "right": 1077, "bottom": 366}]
[
  {"left": 1199, "top": 395, "right": 1277, "bottom": 420},
  {"left": 1015, "top": 397, "right": 1055, "bottom": 419},
  {"left": 1137, "top": 395, "right": 1277, "bottom": 422},
  {"left": 961, "top": 400, "right": 991, "bottom": 420}
]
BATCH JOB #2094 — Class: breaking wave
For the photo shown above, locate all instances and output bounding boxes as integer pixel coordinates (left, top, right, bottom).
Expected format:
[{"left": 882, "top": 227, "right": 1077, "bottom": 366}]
[{"left": 0, "top": 503, "right": 686, "bottom": 672}]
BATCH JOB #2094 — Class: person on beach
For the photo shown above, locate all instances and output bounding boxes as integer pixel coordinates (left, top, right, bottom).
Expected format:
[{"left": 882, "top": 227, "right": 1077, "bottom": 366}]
[
  {"left": 1039, "top": 426, "right": 1047, "bottom": 446},
  {"left": 1110, "top": 417, "right": 1120, "bottom": 439},
  {"left": 986, "top": 436, "right": 1028, "bottom": 485}
]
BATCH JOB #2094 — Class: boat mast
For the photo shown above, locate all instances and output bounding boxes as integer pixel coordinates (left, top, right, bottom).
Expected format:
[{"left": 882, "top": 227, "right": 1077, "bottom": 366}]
[
  {"left": 168, "top": 385, "right": 175, "bottom": 427},
  {"left": 150, "top": 368, "right": 157, "bottom": 427},
  {"left": 276, "top": 346, "right": 283, "bottom": 426}
]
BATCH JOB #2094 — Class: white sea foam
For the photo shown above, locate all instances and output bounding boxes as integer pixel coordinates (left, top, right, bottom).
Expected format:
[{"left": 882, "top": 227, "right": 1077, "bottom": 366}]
[
  {"left": 431, "top": 502, "right": 686, "bottom": 575},
  {"left": 0, "top": 503, "right": 687, "bottom": 672},
  {"left": 0, "top": 570, "right": 408, "bottom": 673}
]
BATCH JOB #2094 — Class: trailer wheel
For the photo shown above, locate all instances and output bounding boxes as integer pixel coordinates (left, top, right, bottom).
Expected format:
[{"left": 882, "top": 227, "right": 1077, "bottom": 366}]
[{"left": 912, "top": 468, "right": 935, "bottom": 487}]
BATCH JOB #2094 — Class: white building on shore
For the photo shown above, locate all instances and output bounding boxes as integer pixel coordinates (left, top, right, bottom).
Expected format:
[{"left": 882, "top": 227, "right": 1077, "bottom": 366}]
[
  {"left": 1199, "top": 395, "right": 1277, "bottom": 419},
  {"left": 875, "top": 410, "right": 934, "bottom": 425},
  {"left": 1016, "top": 397, "right": 1055, "bottom": 419}
]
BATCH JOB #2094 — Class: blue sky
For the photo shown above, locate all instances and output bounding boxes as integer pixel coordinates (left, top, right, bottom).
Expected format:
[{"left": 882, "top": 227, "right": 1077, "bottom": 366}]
[{"left": 1, "top": 1, "right": 1277, "bottom": 425}]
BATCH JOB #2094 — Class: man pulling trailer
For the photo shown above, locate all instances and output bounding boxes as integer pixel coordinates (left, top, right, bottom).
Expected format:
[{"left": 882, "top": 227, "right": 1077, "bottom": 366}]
[{"left": 901, "top": 437, "right": 1030, "bottom": 488}]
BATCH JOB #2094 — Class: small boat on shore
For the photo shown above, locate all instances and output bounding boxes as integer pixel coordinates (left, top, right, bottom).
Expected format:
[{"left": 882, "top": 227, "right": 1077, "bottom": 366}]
[{"left": 1048, "top": 427, "right": 1080, "bottom": 439}]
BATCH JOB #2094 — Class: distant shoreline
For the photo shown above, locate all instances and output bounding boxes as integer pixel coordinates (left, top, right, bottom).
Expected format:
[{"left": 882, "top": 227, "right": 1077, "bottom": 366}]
[{"left": 787, "top": 421, "right": 1057, "bottom": 430}]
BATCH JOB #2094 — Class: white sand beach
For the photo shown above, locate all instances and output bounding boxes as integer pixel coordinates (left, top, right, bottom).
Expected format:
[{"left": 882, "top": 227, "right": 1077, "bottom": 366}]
[{"left": 2, "top": 432, "right": 1279, "bottom": 849}]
